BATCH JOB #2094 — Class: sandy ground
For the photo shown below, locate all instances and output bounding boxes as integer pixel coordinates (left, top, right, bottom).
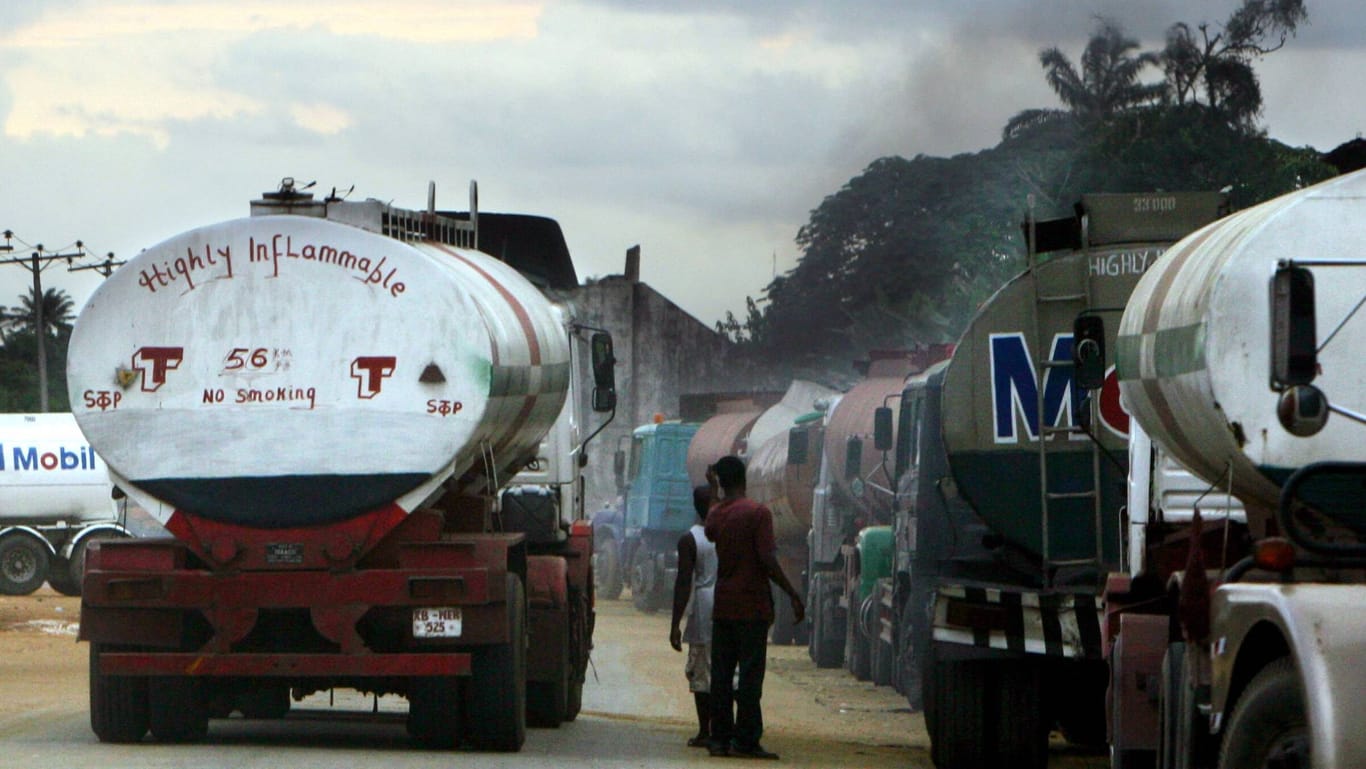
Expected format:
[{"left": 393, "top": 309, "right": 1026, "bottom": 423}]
[{"left": 0, "top": 588, "right": 1105, "bottom": 768}]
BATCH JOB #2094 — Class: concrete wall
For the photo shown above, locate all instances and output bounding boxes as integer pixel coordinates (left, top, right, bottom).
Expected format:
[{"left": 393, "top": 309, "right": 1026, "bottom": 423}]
[{"left": 556, "top": 274, "right": 749, "bottom": 516}]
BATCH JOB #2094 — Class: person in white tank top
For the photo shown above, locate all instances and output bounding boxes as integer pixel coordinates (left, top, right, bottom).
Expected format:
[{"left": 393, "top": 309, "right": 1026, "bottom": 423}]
[{"left": 670, "top": 484, "right": 718, "bottom": 747}]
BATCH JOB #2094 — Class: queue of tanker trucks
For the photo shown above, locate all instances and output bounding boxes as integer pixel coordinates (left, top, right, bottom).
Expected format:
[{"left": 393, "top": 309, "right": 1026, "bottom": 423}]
[{"left": 5, "top": 169, "right": 1363, "bottom": 766}]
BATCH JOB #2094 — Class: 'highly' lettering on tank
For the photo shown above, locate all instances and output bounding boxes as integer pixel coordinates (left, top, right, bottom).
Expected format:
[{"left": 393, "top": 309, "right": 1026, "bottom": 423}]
[
  {"left": 1089, "top": 248, "right": 1164, "bottom": 277},
  {"left": 138, "top": 244, "right": 234, "bottom": 294}
]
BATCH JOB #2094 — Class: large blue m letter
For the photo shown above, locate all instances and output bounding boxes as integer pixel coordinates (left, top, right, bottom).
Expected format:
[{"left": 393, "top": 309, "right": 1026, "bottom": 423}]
[{"left": 990, "top": 333, "right": 1078, "bottom": 443}]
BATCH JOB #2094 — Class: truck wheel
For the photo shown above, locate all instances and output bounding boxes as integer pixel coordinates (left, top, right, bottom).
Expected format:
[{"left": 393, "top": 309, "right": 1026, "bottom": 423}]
[
  {"left": 463, "top": 573, "right": 527, "bottom": 751},
  {"left": 593, "top": 538, "right": 623, "bottom": 600},
  {"left": 1218, "top": 658, "right": 1309, "bottom": 769},
  {"left": 894, "top": 587, "right": 924, "bottom": 710},
  {"left": 845, "top": 595, "right": 871, "bottom": 681},
  {"left": 809, "top": 574, "right": 843, "bottom": 668},
  {"left": 89, "top": 643, "right": 148, "bottom": 743},
  {"left": 238, "top": 685, "right": 291, "bottom": 719},
  {"left": 629, "top": 549, "right": 665, "bottom": 613},
  {"left": 928, "top": 653, "right": 989, "bottom": 769},
  {"left": 527, "top": 610, "right": 568, "bottom": 728},
  {"left": 407, "top": 677, "right": 461, "bottom": 748},
  {"left": 564, "top": 584, "right": 590, "bottom": 722},
  {"left": 0, "top": 534, "right": 50, "bottom": 596},
  {"left": 148, "top": 676, "right": 208, "bottom": 742},
  {"left": 47, "top": 559, "right": 82, "bottom": 596},
  {"left": 996, "top": 659, "right": 1048, "bottom": 769}
]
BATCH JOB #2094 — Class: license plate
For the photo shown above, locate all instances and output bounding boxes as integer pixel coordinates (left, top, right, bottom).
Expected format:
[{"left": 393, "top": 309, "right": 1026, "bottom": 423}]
[{"left": 412, "top": 607, "right": 462, "bottom": 638}]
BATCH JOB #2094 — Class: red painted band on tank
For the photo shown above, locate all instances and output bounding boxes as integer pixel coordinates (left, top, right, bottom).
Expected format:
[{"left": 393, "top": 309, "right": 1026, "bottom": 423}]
[
  {"left": 164, "top": 503, "right": 409, "bottom": 571},
  {"left": 1139, "top": 227, "right": 1217, "bottom": 334},
  {"left": 1137, "top": 378, "right": 1217, "bottom": 483},
  {"left": 429, "top": 242, "right": 542, "bottom": 366},
  {"left": 429, "top": 242, "right": 545, "bottom": 457}
]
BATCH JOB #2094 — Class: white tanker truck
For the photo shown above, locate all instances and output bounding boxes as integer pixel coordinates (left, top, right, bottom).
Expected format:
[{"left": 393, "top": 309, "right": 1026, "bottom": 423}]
[
  {"left": 67, "top": 179, "right": 615, "bottom": 749},
  {"left": 0, "top": 413, "right": 129, "bottom": 595},
  {"left": 1084, "top": 168, "right": 1366, "bottom": 769}
]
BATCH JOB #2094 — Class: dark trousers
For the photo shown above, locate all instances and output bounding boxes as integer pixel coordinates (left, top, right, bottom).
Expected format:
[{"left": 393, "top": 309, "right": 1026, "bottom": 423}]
[{"left": 710, "top": 618, "right": 769, "bottom": 750}]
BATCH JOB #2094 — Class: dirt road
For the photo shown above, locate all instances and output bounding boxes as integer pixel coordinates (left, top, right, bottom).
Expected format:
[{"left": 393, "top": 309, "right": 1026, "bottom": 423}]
[{"left": 0, "top": 589, "right": 1105, "bottom": 768}]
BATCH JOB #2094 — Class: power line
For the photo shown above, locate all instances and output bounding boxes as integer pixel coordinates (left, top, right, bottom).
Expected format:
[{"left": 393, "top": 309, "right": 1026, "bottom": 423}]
[{"left": 0, "top": 230, "right": 121, "bottom": 412}]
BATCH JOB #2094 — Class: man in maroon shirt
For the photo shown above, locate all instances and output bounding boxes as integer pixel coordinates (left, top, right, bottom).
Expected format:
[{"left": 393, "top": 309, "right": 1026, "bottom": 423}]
[{"left": 704, "top": 455, "right": 804, "bottom": 759}]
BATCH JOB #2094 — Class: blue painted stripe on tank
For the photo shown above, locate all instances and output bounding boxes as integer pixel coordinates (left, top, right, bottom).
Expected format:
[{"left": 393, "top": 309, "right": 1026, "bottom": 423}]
[{"left": 135, "top": 473, "right": 431, "bottom": 528}]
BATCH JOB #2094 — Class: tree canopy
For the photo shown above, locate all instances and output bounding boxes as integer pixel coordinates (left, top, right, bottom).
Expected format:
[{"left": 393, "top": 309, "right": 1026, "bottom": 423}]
[{"left": 722, "top": 1, "right": 1334, "bottom": 382}]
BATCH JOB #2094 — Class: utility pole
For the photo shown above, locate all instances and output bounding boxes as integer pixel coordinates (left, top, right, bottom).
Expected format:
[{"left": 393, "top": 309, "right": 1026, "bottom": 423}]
[{"left": 0, "top": 231, "right": 96, "bottom": 412}]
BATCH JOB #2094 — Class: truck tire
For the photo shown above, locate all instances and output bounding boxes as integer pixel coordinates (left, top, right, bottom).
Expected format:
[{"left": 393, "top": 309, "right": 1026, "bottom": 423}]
[
  {"left": 407, "top": 677, "right": 461, "bottom": 748},
  {"left": 845, "top": 595, "right": 871, "bottom": 681},
  {"left": 629, "top": 548, "right": 666, "bottom": 613},
  {"left": 238, "top": 685, "right": 291, "bottom": 719},
  {"left": 527, "top": 611, "right": 568, "bottom": 728},
  {"left": 89, "top": 643, "right": 148, "bottom": 743},
  {"left": 809, "top": 574, "right": 843, "bottom": 669},
  {"left": 867, "top": 587, "right": 893, "bottom": 686},
  {"left": 564, "top": 584, "right": 590, "bottom": 722},
  {"left": 929, "top": 654, "right": 990, "bottom": 769},
  {"left": 47, "top": 558, "right": 81, "bottom": 596},
  {"left": 593, "top": 538, "right": 623, "bottom": 601},
  {"left": 996, "top": 659, "right": 1048, "bottom": 769},
  {"left": 0, "top": 533, "right": 50, "bottom": 596},
  {"left": 463, "top": 573, "right": 527, "bottom": 751},
  {"left": 148, "top": 676, "right": 208, "bottom": 742},
  {"left": 1218, "top": 658, "right": 1309, "bottom": 769}
]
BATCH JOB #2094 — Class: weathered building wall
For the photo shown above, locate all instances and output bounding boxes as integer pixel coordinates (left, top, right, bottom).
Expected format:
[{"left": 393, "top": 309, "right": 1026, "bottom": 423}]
[{"left": 557, "top": 270, "right": 749, "bottom": 515}]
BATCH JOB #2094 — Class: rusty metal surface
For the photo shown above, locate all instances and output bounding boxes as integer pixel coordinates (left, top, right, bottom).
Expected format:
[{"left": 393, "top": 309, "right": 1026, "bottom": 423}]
[{"left": 685, "top": 408, "right": 761, "bottom": 485}]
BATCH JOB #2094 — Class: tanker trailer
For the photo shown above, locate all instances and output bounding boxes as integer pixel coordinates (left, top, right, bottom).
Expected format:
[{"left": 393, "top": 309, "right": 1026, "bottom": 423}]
[
  {"left": 1087, "top": 167, "right": 1366, "bottom": 769},
  {"left": 739, "top": 379, "right": 838, "bottom": 644},
  {"left": 881, "top": 192, "right": 1225, "bottom": 768},
  {"left": 0, "top": 413, "right": 131, "bottom": 595},
  {"left": 67, "top": 179, "right": 616, "bottom": 749}
]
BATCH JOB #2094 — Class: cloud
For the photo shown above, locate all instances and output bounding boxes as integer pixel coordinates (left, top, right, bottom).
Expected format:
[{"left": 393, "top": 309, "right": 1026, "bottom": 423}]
[{"left": 0, "top": 1, "right": 544, "bottom": 147}]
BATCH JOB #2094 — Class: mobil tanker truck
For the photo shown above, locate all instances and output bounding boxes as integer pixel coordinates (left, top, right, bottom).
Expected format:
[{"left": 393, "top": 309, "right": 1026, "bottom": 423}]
[
  {"left": 0, "top": 413, "right": 130, "bottom": 595},
  {"left": 879, "top": 191, "right": 1226, "bottom": 767},
  {"left": 1086, "top": 168, "right": 1366, "bottom": 769},
  {"left": 67, "top": 179, "right": 615, "bottom": 749}
]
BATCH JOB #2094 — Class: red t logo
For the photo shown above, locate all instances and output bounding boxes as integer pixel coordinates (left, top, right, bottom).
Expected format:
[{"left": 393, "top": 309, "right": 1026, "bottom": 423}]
[
  {"left": 133, "top": 347, "right": 184, "bottom": 392},
  {"left": 351, "top": 356, "right": 397, "bottom": 399}
]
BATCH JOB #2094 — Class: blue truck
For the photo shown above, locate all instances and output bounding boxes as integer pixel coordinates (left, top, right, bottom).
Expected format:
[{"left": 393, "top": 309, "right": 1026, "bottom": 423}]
[{"left": 592, "top": 420, "right": 699, "bottom": 611}]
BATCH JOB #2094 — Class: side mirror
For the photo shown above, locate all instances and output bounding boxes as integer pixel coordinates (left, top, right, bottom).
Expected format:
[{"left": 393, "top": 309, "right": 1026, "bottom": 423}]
[
  {"left": 787, "top": 428, "right": 809, "bottom": 465},
  {"left": 1072, "top": 315, "right": 1106, "bottom": 390},
  {"left": 873, "top": 407, "right": 893, "bottom": 451},
  {"left": 591, "top": 332, "right": 617, "bottom": 413},
  {"left": 844, "top": 436, "right": 863, "bottom": 481},
  {"left": 613, "top": 448, "right": 626, "bottom": 487},
  {"left": 1271, "top": 265, "right": 1317, "bottom": 387}
]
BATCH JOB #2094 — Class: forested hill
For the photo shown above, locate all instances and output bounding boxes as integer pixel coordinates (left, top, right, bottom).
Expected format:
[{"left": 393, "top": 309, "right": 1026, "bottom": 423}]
[{"left": 719, "top": 1, "right": 1340, "bottom": 384}]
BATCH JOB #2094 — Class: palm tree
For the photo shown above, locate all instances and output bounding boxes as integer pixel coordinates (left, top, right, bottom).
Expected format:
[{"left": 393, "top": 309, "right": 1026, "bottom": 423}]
[
  {"left": 13, "top": 287, "right": 75, "bottom": 337},
  {"left": 1039, "top": 20, "right": 1163, "bottom": 124}
]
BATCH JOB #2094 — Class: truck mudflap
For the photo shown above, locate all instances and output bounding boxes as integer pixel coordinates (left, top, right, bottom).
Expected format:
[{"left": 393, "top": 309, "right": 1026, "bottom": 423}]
[
  {"left": 932, "top": 584, "right": 1104, "bottom": 658},
  {"left": 1211, "top": 582, "right": 1366, "bottom": 768}
]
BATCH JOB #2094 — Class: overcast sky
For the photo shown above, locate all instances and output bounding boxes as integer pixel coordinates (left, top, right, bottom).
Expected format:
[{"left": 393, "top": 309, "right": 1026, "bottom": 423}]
[{"left": 0, "top": 0, "right": 1362, "bottom": 332}]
